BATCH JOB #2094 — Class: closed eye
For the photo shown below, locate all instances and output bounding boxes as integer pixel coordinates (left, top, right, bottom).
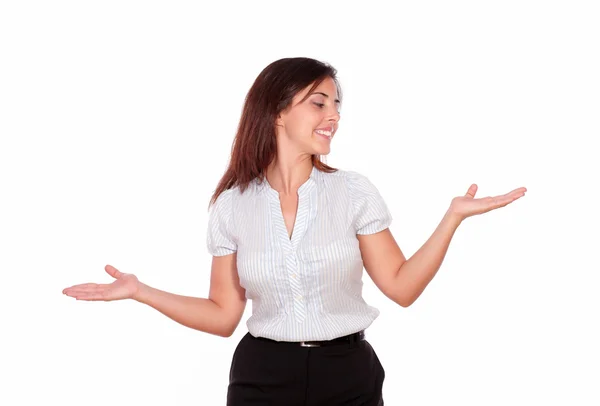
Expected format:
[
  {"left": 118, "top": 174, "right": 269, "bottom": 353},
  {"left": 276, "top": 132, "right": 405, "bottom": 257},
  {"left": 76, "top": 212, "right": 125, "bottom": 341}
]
[{"left": 313, "top": 102, "right": 341, "bottom": 115}]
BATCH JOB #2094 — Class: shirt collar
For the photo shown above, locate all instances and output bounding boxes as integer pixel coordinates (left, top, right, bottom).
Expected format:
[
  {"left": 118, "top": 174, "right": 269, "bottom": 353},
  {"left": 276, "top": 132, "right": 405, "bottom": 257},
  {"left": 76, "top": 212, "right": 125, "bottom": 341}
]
[{"left": 256, "top": 165, "right": 323, "bottom": 197}]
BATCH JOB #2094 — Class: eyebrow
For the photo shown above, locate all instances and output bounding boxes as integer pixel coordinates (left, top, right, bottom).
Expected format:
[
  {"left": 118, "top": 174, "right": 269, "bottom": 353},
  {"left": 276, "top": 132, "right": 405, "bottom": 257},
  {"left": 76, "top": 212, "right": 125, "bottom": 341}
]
[{"left": 311, "top": 92, "right": 341, "bottom": 104}]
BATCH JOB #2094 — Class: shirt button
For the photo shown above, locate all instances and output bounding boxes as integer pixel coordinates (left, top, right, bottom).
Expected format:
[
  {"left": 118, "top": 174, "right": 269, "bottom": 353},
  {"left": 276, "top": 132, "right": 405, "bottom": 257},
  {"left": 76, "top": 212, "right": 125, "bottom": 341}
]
[
  {"left": 295, "top": 295, "right": 303, "bottom": 301},
  {"left": 291, "top": 273, "right": 297, "bottom": 279}
]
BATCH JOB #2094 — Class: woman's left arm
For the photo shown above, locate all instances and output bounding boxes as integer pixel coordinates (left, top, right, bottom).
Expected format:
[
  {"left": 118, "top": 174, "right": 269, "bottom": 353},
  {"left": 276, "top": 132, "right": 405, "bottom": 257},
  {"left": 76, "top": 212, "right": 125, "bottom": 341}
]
[{"left": 358, "top": 184, "right": 527, "bottom": 307}]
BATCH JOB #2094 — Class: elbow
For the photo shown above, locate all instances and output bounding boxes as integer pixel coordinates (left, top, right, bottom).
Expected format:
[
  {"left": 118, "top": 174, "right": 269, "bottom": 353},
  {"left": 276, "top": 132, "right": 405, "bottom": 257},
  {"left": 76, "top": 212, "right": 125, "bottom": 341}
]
[
  {"left": 391, "top": 284, "right": 419, "bottom": 308},
  {"left": 194, "top": 320, "right": 236, "bottom": 338},
  {"left": 211, "top": 328, "right": 234, "bottom": 338},
  {"left": 220, "top": 327, "right": 235, "bottom": 338},
  {"left": 397, "top": 299, "right": 412, "bottom": 308},
  {"left": 216, "top": 320, "right": 239, "bottom": 338},
  {"left": 211, "top": 325, "right": 233, "bottom": 337},
  {"left": 396, "top": 300, "right": 406, "bottom": 308},
  {"left": 395, "top": 292, "right": 415, "bottom": 308},
  {"left": 385, "top": 290, "right": 412, "bottom": 308}
]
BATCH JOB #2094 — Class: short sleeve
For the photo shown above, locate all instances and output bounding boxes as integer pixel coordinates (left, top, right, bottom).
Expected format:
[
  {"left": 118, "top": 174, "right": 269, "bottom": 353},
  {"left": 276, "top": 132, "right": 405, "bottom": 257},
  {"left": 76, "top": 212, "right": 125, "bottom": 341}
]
[
  {"left": 346, "top": 171, "right": 393, "bottom": 235},
  {"left": 206, "top": 189, "right": 237, "bottom": 256}
]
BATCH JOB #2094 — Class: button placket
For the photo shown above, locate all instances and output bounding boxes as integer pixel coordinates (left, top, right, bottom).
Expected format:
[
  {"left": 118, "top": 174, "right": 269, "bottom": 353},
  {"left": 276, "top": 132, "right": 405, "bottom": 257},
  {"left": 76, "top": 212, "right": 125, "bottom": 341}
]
[
  {"left": 284, "top": 251, "right": 305, "bottom": 322},
  {"left": 266, "top": 171, "right": 319, "bottom": 325}
]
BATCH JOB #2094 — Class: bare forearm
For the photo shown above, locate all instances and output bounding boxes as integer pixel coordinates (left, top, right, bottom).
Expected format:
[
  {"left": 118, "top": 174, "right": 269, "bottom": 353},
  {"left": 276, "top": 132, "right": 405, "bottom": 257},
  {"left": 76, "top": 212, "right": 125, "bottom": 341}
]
[
  {"left": 133, "top": 283, "right": 229, "bottom": 337},
  {"left": 394, "top": 208, "right": 462, "bottom": 306}
]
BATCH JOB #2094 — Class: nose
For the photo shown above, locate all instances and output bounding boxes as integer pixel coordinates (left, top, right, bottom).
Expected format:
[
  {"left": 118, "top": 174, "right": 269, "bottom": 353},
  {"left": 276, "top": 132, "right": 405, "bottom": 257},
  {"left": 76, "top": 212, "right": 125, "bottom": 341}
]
[{"left": 327, "top": 107, "right": 340, "bottom": 125}]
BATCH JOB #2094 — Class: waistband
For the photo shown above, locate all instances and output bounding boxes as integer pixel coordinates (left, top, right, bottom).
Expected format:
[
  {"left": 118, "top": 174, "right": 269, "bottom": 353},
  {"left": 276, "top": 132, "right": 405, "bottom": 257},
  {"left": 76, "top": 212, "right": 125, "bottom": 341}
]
[{"left": 251, "top": 330, "right": 365, "bottom": 347}]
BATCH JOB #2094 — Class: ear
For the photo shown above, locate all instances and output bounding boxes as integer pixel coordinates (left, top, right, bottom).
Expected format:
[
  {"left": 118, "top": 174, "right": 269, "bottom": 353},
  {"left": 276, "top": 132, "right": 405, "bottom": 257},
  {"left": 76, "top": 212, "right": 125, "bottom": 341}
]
[{"left": 275, "top": 113, "right": 284, "bottom": 128}]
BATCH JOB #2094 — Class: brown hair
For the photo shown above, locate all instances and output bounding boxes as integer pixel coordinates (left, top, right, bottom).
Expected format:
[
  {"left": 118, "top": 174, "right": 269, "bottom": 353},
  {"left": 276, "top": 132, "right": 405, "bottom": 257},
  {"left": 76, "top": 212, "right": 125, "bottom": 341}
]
[{"left": 209, "top": 57, "right": 342, "bottom": 206}]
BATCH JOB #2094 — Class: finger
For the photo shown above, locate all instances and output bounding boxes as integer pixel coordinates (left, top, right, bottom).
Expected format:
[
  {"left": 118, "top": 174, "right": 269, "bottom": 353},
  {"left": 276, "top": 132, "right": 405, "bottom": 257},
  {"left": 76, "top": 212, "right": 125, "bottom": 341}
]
[
  {"left": 486, "top": 192, "right": 524, "bottom": 210},
  {"left": 63, "top": 283, "right": 106, "bottom": 292},
  {"left": 105, "top": 265, "right": 124, "bottom": 279},
  {"left": 64, "top": 290, "right": 99, "bottom": 300},
  {"left": 64, "top": 284, "right": 109, "bottom": 296},
  {"left": 499, "top": 187, "right": 527, "bottom": 198},
  {"left": 496, "top": 187, "right": 527, "bottom": 203},
  {"left": 64, "top": 289, "right": 99, "bottom": 298},
  {"left": 63, "top": 283, "right": 99, "bottom": 293},
  {"left": 509, "top": 186, "right": 527, "bottom": 194},
  {"left": 70, "top": 287, "right": 110, "bottom": 299},
  {"left": 465, "top": 184, "right": 478, "bottom": 198},
  {"left": 74, "top": 292, "right": 107, "bottom": 301}
]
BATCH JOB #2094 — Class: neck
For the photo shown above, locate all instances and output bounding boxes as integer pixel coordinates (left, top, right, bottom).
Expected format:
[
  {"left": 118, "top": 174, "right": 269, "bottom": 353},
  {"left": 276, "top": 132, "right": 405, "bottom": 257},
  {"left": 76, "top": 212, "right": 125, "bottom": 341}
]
[{"left": 266, "top": 156, "right": 313, "bottom": 195}]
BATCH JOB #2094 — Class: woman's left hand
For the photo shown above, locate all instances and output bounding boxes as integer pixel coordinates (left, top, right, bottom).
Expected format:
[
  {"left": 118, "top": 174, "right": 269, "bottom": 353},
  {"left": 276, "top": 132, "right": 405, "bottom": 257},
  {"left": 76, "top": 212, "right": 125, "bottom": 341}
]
[{"left": 448, "top": 184, "right": 527, "bottom": 221}]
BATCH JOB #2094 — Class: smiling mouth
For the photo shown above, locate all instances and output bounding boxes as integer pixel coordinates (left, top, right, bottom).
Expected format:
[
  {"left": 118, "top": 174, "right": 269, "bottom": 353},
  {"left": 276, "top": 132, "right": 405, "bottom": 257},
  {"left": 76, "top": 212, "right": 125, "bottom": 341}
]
[{"left": 315, "top": 129, "right": 332, "bottom": 140}]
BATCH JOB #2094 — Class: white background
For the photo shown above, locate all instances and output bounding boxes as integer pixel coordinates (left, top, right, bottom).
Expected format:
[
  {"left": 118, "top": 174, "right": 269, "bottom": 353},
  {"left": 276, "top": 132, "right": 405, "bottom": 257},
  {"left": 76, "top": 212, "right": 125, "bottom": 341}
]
[{"left": 1, "top": 1, "right": 598, "bottom": 405}]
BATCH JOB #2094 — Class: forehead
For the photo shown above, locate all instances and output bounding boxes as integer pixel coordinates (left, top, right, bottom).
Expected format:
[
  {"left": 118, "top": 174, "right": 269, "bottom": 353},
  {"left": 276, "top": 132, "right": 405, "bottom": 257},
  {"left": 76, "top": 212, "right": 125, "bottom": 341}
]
[
  {"left": 295, "top": 77, "right": 340, "bottom": 102},
  {"left": 312, "top": 77, "right": 338, "bottom": 95}
]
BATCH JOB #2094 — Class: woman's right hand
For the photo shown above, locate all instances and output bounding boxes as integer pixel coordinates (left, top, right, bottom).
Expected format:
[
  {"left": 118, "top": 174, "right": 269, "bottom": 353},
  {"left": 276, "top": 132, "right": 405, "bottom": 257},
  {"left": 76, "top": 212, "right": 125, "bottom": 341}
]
[{"left": 63, "top": 265, "right": 140, "bottom": 301}]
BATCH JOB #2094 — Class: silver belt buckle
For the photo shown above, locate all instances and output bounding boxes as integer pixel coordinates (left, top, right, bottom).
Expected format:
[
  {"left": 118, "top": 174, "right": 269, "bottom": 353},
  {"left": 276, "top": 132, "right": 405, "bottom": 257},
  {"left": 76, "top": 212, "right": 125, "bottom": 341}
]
[{"left": 300, "top": 341, "right": 320, "bottom": 347}]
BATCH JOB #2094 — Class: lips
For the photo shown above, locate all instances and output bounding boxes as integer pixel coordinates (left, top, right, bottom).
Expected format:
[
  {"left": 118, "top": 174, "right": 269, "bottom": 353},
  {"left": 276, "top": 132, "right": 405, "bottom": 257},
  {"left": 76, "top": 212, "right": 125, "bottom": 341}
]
[
  {"left": 315, "top": 124, "right": 335, "bottom": 132},
  {"left": 314, "top": 124, "right": 335, "bottom": 140},
  {"left": 315, "top": 129, "right": 332, "bottom": 140}
]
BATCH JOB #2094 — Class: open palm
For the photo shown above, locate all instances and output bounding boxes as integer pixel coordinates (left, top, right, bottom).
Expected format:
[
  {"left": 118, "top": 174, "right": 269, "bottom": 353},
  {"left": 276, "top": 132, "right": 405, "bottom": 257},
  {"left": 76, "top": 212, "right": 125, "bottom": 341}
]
[
  {"left": 450, "top": 184, "right": 527, "bottom": 220},
  {"left": 62, "top": 265, "right": 139, "bottom": 301}
]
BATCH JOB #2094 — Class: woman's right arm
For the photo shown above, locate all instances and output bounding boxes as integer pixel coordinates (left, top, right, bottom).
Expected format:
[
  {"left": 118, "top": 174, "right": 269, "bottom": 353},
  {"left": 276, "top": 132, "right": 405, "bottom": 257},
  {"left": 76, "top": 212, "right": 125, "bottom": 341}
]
[
  {"left": 63, "top": 253, "right": 246, "bottom": 338},
  {"left": 134, "top": 253, "right": 246, "bottom": 337}
]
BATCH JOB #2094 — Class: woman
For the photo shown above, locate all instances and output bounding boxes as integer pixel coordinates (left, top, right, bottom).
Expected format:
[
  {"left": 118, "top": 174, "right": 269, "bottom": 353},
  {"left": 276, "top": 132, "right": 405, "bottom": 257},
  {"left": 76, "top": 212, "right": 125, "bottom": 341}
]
[{"left": 63, "top": 57, "right": 526, "bottom": 405}]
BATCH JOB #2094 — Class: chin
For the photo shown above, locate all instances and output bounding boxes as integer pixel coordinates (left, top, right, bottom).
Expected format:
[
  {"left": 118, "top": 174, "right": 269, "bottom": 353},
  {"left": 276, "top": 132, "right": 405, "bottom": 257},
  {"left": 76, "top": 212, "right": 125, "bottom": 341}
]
[
  {"left": 310, "top": 141, "right": 331, "bottom": 156},
  {"left": 306, "top": 137, "right": 331, "bottom": 156},
  {"left": 313, "top": 147, "right": 331, "bottom": 156}
]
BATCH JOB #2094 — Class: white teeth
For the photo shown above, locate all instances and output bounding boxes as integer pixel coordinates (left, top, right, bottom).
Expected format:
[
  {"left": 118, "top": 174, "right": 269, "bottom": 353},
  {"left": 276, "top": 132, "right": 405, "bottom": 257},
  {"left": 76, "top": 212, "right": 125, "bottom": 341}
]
[{"left": 315, "top": 130, "right": 332, "bottom": 137}]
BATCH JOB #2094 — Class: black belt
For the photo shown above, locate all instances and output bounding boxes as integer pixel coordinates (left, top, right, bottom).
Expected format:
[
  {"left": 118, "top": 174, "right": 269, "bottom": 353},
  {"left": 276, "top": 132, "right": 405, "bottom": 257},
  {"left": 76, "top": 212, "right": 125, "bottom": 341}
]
[{"left": 254, "top": 330, "right": 365, "bottom": 347}]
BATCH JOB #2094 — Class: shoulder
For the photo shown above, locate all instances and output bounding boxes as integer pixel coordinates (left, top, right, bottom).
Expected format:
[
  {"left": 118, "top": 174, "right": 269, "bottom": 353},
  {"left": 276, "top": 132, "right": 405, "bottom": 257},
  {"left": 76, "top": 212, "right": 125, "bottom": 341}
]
[
  {"left": 322, "top": 168, "right": 380, "bottom": 196},
  {"left": 212, "top": 181, "right": 257, "bottom": 202},
  {"left": 210, "top": 187, "right": 236, "bottom": 208},
  {"left": 319, "top": 167, "right": 368, "bottom": 182},
  {"left": 209, "top": 181, "right": 264, "bottom": 216},
  {"left": 209, "top": 185, "right": 246, "bottom": 218},
  {"left": 329, "top": 169, "right": 392, "bottom": 234}
]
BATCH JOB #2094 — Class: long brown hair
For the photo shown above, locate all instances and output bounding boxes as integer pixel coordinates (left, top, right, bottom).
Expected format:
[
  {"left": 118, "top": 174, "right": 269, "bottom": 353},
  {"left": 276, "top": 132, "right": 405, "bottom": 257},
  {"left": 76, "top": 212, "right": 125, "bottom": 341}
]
[{"left": 209, "top": 57, "right": 342, "bottom": 206}]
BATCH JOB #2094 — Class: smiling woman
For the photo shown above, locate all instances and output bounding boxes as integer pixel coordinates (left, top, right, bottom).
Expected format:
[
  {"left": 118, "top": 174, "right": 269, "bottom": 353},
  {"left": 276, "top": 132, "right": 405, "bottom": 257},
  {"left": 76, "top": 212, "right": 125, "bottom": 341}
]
[
  {"left": 209, "top": 57, "right": 344, "bottom": 204},
  {"left": 62, "top": 56, "right": 526, "bottom": 406}
]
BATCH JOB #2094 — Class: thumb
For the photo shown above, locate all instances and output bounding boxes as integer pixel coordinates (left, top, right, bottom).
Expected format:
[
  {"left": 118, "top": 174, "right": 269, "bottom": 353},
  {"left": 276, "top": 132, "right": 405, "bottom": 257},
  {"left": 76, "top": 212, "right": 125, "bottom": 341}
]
[
  {"left": 465, "top": 184, "right": 478, "bottom": 198},
  {"left": 105, "top": 264, "right": 124, "bottom": 279}
]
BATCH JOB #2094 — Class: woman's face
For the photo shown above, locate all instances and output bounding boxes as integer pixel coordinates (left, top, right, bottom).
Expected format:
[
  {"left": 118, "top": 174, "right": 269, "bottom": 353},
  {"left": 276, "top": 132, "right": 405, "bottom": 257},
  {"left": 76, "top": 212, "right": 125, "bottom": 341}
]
[{"left": 276, "top": 76, "right": 341, "bottom": 156}]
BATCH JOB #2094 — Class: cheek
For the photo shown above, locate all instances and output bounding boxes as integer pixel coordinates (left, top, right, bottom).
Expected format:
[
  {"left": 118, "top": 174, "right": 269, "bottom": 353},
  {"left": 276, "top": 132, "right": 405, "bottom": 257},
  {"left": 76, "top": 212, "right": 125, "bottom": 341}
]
[{"left": 286, "top": 116, "right": 319, "bottom": 140}]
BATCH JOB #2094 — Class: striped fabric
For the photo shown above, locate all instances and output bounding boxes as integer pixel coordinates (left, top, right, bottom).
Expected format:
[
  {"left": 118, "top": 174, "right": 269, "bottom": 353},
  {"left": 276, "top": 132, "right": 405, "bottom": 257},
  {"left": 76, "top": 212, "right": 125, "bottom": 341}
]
[{"left": 207, "top": 165, "right": 393, "bottom": 342}]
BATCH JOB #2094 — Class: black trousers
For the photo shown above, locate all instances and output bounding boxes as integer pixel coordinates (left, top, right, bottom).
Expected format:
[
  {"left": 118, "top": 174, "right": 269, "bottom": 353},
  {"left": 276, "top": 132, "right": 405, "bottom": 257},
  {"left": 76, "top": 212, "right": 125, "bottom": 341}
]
[{"left": 227, "top": 332, "right": 385, "bottom": 406}]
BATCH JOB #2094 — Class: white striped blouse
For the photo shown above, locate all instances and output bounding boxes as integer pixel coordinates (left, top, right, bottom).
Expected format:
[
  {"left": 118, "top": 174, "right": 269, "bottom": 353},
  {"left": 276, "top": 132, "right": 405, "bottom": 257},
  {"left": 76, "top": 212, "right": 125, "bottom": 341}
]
[{"left": 206, "top": 165, "right": 393, "bottom": 342}]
